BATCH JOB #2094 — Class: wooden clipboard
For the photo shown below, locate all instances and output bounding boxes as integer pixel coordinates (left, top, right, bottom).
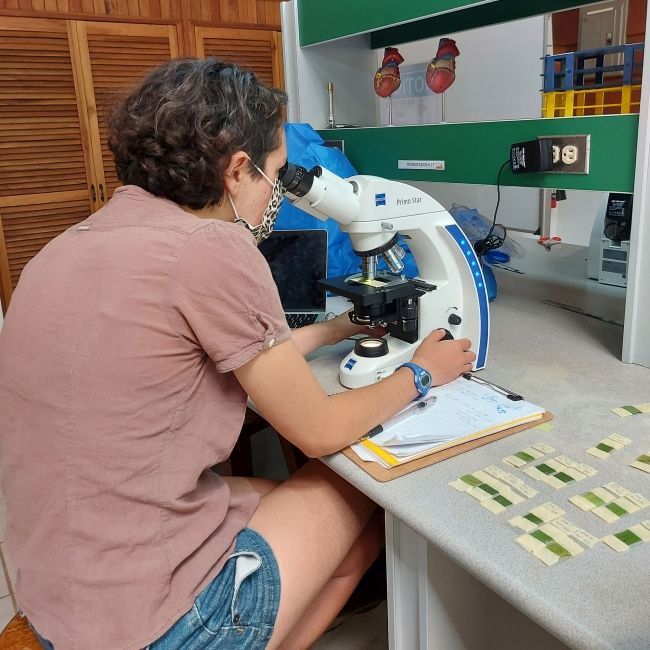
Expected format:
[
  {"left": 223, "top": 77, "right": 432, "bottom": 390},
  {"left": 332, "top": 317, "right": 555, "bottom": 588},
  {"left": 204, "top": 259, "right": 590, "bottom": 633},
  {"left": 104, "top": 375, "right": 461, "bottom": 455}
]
[{"left": 341, "top": 411, "right": 554, "bottom": 482}]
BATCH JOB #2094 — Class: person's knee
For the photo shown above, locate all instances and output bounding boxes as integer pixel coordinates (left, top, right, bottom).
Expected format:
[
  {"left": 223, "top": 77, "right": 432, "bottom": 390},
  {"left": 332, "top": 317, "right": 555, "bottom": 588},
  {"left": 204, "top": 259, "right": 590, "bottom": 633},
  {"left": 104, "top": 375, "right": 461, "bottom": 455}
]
[{"left": 295, "top": 461, "right": 375, "bottom": 506}]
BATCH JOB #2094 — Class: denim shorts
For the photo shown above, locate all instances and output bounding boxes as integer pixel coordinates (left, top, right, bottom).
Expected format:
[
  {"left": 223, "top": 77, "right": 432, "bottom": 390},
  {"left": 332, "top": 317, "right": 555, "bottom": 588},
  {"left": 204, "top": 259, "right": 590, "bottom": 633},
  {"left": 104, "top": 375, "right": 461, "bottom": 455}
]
[
  {"left": 148, "top": 527, "right": 281, "bottom": 649},
  {"left": 33, "top": 528, "right": 281, "bottom": 650}
]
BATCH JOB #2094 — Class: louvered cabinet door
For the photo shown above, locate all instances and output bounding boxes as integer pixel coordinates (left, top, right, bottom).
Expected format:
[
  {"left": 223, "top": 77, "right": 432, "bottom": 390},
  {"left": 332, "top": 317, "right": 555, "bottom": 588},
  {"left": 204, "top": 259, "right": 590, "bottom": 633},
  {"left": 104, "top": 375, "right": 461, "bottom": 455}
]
[
  {"left": 0, "top": 18, "right": 97, "bottom": 308},
  {"left": 0, "top": 194, "right": 94, "bottom": 311},
  {"left": 72, "top": 21, "right": 179, "bottom": 202},
  {"left": 195, "top": 27, "right": 284, "bottom": 89}
]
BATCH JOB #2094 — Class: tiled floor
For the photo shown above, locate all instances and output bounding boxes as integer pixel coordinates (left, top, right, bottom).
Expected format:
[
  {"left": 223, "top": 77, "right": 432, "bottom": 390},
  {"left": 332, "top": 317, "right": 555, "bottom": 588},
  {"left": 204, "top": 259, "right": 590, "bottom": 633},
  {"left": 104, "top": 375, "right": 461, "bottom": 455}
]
[{"left": 313, "top": 602, "right": 389, "bottom": 650}]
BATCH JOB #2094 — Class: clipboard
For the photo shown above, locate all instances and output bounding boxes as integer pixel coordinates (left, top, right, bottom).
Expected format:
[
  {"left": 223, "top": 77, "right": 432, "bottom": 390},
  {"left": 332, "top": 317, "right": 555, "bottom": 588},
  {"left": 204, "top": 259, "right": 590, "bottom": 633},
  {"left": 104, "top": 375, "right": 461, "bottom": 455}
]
[{"left": 340, "top": 411, "right": 554, "bottom": 482}]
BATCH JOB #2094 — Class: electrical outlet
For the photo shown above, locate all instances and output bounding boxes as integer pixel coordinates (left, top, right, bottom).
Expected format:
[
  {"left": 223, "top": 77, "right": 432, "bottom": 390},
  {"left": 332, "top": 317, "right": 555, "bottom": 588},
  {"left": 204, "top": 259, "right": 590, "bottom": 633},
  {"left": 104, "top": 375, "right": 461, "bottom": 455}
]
[
  {"left": 561, "top": 145, "right": 578, "bottom": 165},
  {"left": 538, "top": 135, "right": 590, "bottom": 174}
]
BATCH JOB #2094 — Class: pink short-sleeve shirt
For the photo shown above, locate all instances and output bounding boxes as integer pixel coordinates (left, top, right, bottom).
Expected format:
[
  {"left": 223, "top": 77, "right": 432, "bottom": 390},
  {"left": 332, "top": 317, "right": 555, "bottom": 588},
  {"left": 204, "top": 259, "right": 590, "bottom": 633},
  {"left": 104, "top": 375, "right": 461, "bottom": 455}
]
[{"left": 0, "top": 186, "right": 290, "bottom": 650}]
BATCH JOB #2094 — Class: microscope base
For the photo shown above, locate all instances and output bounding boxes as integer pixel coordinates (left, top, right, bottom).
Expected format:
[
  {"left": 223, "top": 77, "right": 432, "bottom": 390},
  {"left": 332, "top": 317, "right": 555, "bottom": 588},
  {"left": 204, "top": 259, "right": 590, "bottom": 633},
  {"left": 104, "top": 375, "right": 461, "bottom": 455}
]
[{"left": 339, "top": 337, "right": 415, "bottom": 389}]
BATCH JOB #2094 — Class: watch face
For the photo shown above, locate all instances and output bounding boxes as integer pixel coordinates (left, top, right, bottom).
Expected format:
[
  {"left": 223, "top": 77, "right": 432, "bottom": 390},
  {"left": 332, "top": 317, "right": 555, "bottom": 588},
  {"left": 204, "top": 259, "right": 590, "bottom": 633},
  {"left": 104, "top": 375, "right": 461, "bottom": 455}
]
[{"left": 421, "top": 374, "right": 431, "bottom": 387}]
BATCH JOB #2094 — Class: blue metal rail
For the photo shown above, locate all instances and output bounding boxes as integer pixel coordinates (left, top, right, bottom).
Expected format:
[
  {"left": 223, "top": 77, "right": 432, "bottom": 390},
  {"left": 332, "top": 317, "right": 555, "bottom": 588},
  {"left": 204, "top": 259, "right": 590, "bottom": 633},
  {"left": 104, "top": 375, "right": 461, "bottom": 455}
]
[{"left": 543, "top": 43, "right": 644, "bottom": 92}]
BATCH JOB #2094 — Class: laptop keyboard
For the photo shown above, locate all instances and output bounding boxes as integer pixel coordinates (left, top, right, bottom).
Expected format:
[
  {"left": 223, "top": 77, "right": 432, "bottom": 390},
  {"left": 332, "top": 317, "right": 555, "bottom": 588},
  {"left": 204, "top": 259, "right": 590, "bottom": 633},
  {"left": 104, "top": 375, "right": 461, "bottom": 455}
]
[{"left": 286, "top": 313, "right": 319, "bottom": 329}]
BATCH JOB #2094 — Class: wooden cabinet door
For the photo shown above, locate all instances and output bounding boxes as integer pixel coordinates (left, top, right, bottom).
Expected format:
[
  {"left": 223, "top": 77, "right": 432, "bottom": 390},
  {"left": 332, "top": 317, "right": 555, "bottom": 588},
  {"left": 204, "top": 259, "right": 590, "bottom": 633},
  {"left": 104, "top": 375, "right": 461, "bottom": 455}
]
[
  {"left": 0, "top": 17, "right": 97, "bottom": 309},
  {"left": 0, "top": 18, "right": 179, "bottom": 311},
  {"left": 71, "top": 21, "right": 179, "bottom": 203},
  {"left": 195, "top": 27, "right": 284, "bottom": 89}
]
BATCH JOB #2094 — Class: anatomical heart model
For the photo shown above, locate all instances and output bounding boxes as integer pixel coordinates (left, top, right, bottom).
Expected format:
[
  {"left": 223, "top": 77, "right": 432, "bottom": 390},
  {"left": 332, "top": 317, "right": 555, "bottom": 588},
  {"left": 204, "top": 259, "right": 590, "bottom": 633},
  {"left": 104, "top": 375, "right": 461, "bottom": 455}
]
[
  {"left": 374, "top": 47, "right": 404, "bottom": 98},
  {"left": 426, "top": 38, "right": 460, "bottom": 94}
]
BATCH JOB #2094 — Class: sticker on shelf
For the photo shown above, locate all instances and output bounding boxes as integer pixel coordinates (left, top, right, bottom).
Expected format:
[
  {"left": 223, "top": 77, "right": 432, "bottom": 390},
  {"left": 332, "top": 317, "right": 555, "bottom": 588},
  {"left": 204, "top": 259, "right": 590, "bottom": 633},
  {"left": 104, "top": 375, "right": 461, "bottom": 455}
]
[{"left": 397, "top": 160, "right": 445, "bottom": 171}]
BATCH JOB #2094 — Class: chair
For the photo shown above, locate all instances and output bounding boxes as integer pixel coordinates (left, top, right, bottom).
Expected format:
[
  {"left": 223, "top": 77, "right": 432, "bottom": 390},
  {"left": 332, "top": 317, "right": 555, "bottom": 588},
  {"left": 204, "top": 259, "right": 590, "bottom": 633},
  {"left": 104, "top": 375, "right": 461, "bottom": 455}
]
[
  {"left": 227, "top": 409, "right": 307, "bottom": 477},
  {"left": 0, "top": 613, "right": 41, "bottom": 650}
]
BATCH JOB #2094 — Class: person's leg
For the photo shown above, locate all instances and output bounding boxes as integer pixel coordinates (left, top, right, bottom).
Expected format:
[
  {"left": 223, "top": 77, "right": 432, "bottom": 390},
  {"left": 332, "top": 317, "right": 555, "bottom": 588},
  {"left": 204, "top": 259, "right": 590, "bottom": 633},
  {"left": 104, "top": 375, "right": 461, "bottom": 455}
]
[
  {"left": 277, "top": 508, "right": 384, "bottom": 649},
  {"left": 247, "top": 460, "right": 382, "bottom": 650}
]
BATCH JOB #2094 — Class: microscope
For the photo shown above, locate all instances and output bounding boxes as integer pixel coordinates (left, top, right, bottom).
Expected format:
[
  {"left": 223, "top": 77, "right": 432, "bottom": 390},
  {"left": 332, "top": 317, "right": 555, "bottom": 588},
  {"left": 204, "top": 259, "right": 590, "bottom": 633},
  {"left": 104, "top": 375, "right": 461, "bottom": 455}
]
[{"left": 279, "top": 162, "right": 490, "bottom": 389}]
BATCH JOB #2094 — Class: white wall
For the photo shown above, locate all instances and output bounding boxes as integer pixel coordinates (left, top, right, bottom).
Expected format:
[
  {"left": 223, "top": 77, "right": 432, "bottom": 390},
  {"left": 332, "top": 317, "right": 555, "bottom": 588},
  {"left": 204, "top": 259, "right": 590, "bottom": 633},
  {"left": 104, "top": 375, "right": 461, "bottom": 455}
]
[
  {"left": 551, "top": 190, "right": 609, "bottom": 247},
  {"left": 623, "top": 0, "right": 650, "bottom": 366},
  {"left": 408, "top": 180, "right": 543, "bottom": 234},
  {"left": 282, "top": 3, "right": 378, "bottom": 128},
  {"left": 383, "top": 18, "right": 545, "bottom": 123}
]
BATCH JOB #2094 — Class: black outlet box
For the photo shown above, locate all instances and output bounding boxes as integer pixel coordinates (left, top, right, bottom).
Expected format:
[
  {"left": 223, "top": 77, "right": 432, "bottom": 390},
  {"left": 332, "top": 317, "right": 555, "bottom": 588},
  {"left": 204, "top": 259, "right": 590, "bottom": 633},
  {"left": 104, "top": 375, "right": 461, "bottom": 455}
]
[{"left": 510, "top": 139, "right": 554, "bottom": 174}]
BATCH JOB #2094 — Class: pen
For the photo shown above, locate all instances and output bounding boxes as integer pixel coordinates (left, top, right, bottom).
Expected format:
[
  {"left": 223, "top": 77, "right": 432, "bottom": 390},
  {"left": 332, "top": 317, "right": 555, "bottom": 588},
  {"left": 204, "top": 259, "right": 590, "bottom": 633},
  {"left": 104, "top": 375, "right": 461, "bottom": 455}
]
[
  {"left": 462, "top": 372, "right": 523, "bottom": 401},
  {"left": 358, "top": 395, "right": 437, "bottom": 441}
]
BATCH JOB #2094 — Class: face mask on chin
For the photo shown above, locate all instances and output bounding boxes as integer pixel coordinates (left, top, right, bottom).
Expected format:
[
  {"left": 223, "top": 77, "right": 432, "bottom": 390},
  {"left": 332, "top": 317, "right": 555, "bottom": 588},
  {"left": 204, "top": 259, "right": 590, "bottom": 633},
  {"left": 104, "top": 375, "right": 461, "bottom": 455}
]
[{"left": 229, "top": 160, "right": 286, "bottom": 245}]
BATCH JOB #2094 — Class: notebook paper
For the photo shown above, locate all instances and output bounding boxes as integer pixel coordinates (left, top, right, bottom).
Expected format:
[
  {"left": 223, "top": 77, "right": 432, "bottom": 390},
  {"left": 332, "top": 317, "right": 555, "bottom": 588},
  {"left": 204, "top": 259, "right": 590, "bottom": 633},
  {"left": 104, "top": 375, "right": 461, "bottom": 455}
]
[{"left": 351, "top": 375, "right": 545, "bottom": 468}]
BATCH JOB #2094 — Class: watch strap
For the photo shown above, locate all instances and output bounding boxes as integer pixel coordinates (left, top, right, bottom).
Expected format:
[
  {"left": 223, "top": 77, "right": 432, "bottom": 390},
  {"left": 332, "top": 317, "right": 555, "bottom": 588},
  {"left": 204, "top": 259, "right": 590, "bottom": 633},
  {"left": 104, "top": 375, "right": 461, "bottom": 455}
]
[{"left": 397, "top": 362, "right": 432, "bottom": 399}]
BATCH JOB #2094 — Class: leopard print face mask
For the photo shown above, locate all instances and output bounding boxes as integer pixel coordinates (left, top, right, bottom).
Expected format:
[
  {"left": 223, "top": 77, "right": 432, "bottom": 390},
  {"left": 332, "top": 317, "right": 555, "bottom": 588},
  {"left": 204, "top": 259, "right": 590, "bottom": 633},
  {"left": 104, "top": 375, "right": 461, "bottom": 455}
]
[{"left": 230, "top": 161, "right": 286, "bottom": 245}]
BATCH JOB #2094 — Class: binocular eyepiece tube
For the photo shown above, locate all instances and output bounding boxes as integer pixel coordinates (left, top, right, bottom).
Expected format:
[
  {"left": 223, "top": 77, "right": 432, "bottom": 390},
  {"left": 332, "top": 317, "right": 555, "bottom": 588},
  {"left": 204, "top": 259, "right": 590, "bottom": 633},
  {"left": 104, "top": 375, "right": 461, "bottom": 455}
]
[
  {"left": 279, "top": 161, "right": 318, "bottom": 197},
  {"left": 278, "top": 162, "right": 360, "bottom": 226}
]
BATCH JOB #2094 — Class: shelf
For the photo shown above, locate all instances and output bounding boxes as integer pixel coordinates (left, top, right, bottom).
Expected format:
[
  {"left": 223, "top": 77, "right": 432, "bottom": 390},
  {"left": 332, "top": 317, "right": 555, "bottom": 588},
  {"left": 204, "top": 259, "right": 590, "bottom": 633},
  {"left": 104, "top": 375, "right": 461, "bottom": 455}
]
[
  {"left": 298, "top": 0, "right": 584, "bottom": 48},
  {"left": 318, "top": 115, "right": 637, "bottom": 192}
]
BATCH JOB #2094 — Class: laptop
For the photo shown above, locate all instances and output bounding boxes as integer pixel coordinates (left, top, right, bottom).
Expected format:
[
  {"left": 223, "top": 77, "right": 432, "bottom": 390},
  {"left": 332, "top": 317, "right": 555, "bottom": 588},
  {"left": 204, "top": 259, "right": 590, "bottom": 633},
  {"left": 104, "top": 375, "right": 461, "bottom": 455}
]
[{"left": 259, "top": 229, "right": 328, "bottom": 329}]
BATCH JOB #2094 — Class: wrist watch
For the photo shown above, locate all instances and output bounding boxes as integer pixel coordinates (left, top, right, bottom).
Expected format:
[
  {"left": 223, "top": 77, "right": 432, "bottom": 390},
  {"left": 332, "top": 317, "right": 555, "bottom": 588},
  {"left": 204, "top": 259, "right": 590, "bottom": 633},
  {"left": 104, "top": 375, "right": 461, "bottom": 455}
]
[{"left": 397, "top": 362, "right": 432, "bottom": 399}]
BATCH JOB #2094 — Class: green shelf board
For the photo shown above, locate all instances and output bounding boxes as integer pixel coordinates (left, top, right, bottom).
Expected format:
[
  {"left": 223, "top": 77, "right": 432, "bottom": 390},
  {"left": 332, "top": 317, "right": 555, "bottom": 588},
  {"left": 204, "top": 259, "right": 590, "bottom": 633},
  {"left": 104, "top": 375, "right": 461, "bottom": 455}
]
[
  {"left": 317, "top": 116, "right": 638, "bottom": 192},
  {"left": 298, "top": 0, "right": 490, "bottom": 47},
  {"left": 298, "top": 0, "right": 584, "bottom": 48},
  {"left": 372, "top": 0, "right": 587, "bottom": 48}
]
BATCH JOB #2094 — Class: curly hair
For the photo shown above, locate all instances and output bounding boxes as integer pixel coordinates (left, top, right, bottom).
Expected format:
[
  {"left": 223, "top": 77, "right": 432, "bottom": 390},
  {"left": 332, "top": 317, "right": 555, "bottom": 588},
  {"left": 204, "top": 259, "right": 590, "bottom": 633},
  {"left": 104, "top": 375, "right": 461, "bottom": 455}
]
[{"left": 108, "top": 58, "right": 287, "bottom": 210}]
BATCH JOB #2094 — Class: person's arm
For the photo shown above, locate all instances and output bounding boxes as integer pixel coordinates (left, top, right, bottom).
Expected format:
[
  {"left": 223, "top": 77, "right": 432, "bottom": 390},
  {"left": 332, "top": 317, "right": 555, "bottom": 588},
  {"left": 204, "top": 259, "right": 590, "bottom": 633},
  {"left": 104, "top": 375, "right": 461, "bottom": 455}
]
[
  {"left": 291, "top": 311, "right": 384, "bottom": 356},
  {"left": 234, "top": 329, "right": 475, "bottom": 458}
]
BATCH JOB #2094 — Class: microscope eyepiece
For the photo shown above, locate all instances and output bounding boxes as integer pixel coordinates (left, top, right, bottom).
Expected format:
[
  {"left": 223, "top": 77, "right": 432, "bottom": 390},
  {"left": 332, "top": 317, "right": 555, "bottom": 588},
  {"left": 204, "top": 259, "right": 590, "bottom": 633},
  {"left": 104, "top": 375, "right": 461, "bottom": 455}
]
[
  {"left": 279, "top": 161, "right": 315, "bottom": 197},
  {"left": 279, "top": 161, "right": 359, "bottom": 226}
]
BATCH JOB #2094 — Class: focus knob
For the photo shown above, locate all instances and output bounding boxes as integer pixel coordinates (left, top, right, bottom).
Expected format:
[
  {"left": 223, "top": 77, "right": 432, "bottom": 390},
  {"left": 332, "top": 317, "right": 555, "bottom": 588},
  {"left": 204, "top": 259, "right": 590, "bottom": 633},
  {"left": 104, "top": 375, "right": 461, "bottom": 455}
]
[
  {"left": 440, "top": 328, "right": 454, "bottom": 340},
  {"left": 448, "top": 313, "right": 462, "bottom": 326}
]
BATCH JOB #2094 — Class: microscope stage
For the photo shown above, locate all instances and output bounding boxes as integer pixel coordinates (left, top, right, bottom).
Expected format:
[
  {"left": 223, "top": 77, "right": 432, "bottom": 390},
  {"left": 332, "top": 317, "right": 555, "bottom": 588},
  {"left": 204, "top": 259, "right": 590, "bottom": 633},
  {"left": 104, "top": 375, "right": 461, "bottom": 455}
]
[{"left": 319, "top": 273, "right": 424, "bottom": 307}]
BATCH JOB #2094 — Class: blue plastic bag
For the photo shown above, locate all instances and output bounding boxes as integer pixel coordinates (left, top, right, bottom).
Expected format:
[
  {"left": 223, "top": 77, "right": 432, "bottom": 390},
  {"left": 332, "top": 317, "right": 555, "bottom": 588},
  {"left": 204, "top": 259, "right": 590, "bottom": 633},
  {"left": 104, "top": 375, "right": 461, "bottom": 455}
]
[
  {"left": 277, "top": 123, "right": 358, "bottom": 277},
  {"left": 449, "top": 204, "right": 526, "bottom": 302},
  {"left": 279, "top": 123, "right": 418, "bottom": 278}
]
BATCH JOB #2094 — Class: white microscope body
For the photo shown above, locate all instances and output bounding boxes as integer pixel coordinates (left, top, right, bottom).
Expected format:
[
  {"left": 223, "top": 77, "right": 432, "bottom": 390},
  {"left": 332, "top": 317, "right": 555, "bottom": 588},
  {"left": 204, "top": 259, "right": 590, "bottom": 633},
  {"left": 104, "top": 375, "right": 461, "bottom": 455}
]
[{"left": 281, "top": 164, "right": 490, "bottom": 388}]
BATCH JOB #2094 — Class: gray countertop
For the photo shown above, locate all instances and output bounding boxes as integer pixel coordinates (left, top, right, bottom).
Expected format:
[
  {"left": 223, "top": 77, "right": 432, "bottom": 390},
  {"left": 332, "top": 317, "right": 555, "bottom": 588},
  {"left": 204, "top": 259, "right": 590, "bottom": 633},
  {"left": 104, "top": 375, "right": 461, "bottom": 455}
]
[{"left": 311, "top": 267, "right": 650, "bottom": 650}]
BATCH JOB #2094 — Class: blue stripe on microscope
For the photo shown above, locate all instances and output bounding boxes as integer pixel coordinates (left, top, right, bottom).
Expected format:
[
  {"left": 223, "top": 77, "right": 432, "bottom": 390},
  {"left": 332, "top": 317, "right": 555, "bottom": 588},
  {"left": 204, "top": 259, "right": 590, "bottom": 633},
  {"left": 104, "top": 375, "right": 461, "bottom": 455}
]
[{"left": 444, "top": 224, "right": 489, "bottom": 368}]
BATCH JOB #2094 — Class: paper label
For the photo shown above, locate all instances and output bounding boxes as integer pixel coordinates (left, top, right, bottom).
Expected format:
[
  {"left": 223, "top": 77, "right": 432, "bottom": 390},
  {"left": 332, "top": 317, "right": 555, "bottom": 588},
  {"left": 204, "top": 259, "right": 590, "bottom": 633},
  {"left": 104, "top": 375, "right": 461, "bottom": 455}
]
[{"left": 397, "top": 159, "right": 445, "bottom": 170}]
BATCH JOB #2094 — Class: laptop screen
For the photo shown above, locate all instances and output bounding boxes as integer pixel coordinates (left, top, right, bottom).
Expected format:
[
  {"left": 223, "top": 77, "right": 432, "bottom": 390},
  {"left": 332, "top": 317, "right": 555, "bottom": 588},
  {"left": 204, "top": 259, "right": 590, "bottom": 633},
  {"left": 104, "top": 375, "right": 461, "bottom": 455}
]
[{"left": 259, "top": 230, "right": 328, "bottom": 311}]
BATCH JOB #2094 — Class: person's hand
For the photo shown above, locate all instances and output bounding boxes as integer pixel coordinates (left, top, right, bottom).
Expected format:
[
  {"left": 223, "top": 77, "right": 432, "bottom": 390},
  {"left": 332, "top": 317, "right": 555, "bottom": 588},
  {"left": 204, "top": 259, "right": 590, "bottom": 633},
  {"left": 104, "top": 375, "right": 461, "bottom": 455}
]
[
  {"left": 411, "top": 329, "right": 476, "bottom": 386},
  {"left": 323, "top": 311, "right": 385, "bottom": 345}
]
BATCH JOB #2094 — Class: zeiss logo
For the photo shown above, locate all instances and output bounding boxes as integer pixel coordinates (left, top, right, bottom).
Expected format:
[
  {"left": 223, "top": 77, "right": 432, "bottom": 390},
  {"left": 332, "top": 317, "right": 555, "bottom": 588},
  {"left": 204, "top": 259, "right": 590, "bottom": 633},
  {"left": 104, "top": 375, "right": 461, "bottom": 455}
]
[
  {"left": 344, "top": 358, "right": 357, "bottom": 370},
  {"left": 375, "top": 193, "right": 386, "bottom": 207}
]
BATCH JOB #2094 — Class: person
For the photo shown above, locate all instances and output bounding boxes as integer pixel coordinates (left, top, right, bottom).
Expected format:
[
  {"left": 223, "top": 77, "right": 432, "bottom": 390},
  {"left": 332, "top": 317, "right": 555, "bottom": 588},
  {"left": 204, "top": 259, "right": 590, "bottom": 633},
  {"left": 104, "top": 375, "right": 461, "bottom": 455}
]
[{"left": 0, "top": 58, "right": 475, "bottom": 650}]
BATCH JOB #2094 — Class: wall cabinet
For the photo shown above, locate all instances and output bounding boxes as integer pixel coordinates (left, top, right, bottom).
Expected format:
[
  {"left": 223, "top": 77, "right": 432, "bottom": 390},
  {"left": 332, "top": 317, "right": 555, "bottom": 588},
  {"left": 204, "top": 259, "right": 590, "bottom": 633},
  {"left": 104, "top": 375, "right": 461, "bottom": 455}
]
[
  {"left": 74, "top": 20, "right": 180, "bottom": 201},
  {"left": 0, "top": 0, "right": 286, "bottom": 311},
  {"left": 297, "top": 0, "right": 589, "bottom": 47},
  {"left": 0, "top": 17, "right": 177, "bottom": 308},
  {"left": 195, "top": 26, "right": 284, "bottom": 88}
]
